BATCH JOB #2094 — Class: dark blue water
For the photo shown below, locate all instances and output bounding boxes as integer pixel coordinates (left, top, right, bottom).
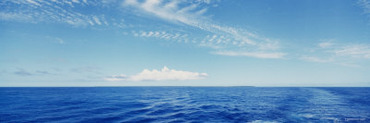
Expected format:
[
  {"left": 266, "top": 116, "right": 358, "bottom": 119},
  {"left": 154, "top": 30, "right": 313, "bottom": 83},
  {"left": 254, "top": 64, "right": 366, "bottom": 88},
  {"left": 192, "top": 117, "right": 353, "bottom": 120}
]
[{"left": 1, "top": 87, "right": 369, "bottom": 123}]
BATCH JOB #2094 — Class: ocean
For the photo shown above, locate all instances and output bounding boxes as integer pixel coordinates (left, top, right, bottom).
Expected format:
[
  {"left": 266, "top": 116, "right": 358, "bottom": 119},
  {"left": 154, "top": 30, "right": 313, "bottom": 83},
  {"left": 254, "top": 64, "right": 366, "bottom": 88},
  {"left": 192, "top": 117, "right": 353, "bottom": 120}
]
[{"left": 0, "top": 87, "right": 369, "bottom": 123}]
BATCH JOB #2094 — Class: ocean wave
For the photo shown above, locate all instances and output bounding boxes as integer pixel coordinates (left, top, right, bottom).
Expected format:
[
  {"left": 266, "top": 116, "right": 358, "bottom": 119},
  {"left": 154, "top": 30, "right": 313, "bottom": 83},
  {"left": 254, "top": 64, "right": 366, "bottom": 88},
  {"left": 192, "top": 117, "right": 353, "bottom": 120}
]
[{"left": 1, "top": 87, "right": 369, "bottom": 122}]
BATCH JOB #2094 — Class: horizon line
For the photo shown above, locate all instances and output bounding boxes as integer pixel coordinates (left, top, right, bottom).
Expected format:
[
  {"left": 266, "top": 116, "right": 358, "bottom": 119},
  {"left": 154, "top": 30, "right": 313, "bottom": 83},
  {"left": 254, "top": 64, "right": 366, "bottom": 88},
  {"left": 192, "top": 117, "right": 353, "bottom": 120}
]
[{"left": 0, "top": 85, "right": 369, "bottom": 88}]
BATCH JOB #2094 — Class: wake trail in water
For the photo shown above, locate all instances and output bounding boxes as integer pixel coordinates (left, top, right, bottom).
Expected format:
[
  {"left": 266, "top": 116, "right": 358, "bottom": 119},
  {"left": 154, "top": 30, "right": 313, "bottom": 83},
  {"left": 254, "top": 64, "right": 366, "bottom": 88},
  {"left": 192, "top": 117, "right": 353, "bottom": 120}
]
[{"left": 283, "top": 88, "right": 370, "bottom": 122}]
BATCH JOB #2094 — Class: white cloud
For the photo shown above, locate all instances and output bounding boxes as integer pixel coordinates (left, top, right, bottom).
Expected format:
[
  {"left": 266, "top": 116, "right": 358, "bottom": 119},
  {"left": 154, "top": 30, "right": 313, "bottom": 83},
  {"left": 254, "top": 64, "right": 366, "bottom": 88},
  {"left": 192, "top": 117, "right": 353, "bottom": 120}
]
[
  {"left": 44, "top": 36, "right": 66, "bottom": 44},
  {"left": 93, "top": 16, "right": 102, "bottom": 25},
  {"left": 212, "top": 51, "right": 285, "bottom": 59},
  {"left": 105, "top": 66, "right": 208, "bottom": 81},
  {"left": 0, "top": 0, "right": 111, "bottom": 27},
  {"left": 72, "top": 0, "right": 80, "bottom": 4},
  {"left": 26, "top": 0, "right": 41, "bottom": 6},
  {"left": 55, "top": 38, "right": 65, "bottom": 44},
  {"left": 133, "top": 30, "right": 189, "bottom": 42},
  {"left": 2, "top": 0, "right": 283, "bottom": 59},
  {"left": 196, "top": 0, "right": 212, "bottom": 4},
  {"left": 302, "top": 41, "right": 370, "bottom": 67},
  {"left": 0, "top": 12, "right": 34, "bottom": 22},
  {"left": 123, "top": 0, "right": 281, "bottom": 51},
  {"left": 358, "top": 0, "right": 370, "bottom": 14},
  {"left": 301, "top": 56, "right": 333, "bottom": 63},
  {"left": 199, "top": 34, "right": 230, "bottom": 49},
  {"left": 104, "top": 74, "right": 127, "bottom": 81},
  {"left": 131, "top": 30, "right": 191, "bottom": 44},
  {"left": 334, "top": 45, "right": 370, "bottom": 58},
  {"left": 358, "top": 0, "right": 370, "bottom": 24},
  {"left": 318, "top": 42, "right": 333, "bottom": 48},
  {"left": 316, "top": 41, "right": 370, "bottom": 59},
  {"left": 123, "top": 0, "right": 202, "bottom": 28}
]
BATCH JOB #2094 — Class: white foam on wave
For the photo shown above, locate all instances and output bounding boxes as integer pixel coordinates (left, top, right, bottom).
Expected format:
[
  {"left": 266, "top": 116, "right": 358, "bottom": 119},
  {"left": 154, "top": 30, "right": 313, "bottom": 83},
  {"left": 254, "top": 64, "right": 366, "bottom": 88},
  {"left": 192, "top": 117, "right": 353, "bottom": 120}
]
[
  {"left": 299, "top": 113, "right": 315, "bottom": 118},
  {"left": 248, "top": 120, "right": 280, "bottom": 123}
]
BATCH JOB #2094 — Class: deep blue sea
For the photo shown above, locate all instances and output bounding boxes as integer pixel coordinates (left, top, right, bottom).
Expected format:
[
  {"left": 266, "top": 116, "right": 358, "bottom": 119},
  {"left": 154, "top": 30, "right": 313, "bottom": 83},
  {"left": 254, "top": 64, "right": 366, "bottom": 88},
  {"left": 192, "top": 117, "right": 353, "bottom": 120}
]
[{"left": 1, "top": 87, "right": 370, "bottom": 123}]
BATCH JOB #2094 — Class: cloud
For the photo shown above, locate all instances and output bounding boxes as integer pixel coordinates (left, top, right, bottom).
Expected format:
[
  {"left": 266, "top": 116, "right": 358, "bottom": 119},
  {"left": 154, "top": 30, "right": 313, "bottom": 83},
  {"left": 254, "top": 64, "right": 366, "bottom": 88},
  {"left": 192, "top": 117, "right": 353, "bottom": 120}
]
[
  {"left": 123, "top": 0, "right": 282, "bottom": 55},
  {"left": 302, "top": 41, "right": 370, "bottom": 66},
  {"left": 316, "top": 40, "right": 370, "bottom": 59},
  {"left": 123, "top": 0, "right": 202, "bottom": 26},
  {"left": 333, "top": 45, "right": 370, "bottom": 58},
  {"left": 13, "top": 69, "right": 53, "bottom": 76},
  {"left": 2, "top": 0, "right": 283, "bottom": 59},
  {"left": 212, "top": 51, "right": 285, "bottom": 59},
  {"left": 105, "top": 66, "right": 208, "bottom": 81},
  {"left": 318, "top": 42, "right": 333, "bottom": 48},
  {"left": 358, "top": 0, "right": 370, "bottom": 24},
  {"left": 105, "top": 74, "right": 128, "bottom": 81},
  {"left": 35, "top": 70, "right": 53, "bottom": 75},
  {"left": 132, "top": 30, "right": 190, "bottom": 43},
  {"left": 0, "top": 12, "right": 34, "bottom": 22},
  {"left": 0, "top": 0, "right": 114, "bottom": 27},
  {"left": 14, "top": 69, "right": 33, "bottom": 76},
  {"left": 301, "top": 56, "right": 333, "bottom": 63},
  {"left": 70, "top": 66, "right": 101, "bottom": 74},
  {"left": 358, "top": 0, "right": 370, "bottom": 14},
  {"left": 55, "top": 38, "right": 65, "bottom": 44},
  {"left": 93, "top": 16, "right": 102, "bottom": 25}
]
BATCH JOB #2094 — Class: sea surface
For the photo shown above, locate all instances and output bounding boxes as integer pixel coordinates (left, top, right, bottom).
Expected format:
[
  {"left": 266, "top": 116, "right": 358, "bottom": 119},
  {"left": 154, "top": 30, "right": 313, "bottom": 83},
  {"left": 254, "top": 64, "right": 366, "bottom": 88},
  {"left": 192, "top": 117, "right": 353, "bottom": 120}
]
[{"left": 1, "top": 87, "right": 370, "bottom": 123}]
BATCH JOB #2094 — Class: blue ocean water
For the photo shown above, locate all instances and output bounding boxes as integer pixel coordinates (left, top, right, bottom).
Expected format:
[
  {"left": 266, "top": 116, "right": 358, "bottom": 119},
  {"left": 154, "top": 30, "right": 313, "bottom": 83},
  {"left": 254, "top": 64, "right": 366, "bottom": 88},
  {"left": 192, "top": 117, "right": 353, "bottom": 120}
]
[{"left": 0, "top": 87, "right": 369, "bottom": 123}]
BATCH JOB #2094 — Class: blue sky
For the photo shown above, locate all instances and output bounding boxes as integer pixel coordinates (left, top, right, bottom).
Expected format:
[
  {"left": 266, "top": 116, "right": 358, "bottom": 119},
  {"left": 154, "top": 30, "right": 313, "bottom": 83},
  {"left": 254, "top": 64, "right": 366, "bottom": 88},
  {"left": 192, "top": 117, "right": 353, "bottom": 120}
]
[{"left": 1, "top": 0, "right": 370, "bottom": 86}]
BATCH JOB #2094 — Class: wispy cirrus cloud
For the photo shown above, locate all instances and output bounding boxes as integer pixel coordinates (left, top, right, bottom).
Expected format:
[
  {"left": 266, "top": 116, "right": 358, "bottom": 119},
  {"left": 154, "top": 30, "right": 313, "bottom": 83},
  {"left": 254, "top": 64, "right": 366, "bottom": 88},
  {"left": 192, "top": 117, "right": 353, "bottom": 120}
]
[
  {"left": 55, "top": 38, "right": 65, "bottom": 44},
  {"left": 317, "top": 40, "right": 370, "bottom": 59},
  {"left": 123, "top": 0, "right": 283, "bottom": 58},
  {"left": 14, "top": 69, "right": 33, "bottom": 76},
  {"left": 0, "top": 12, "right": 34, "bottom": 22},
  {"left": 302, "top": 40, "right": 370, "bottom": 66},
  {"left": 132, "top": 30, "right": 191, "bottom": 43},
  {"left": 123, "top": 0, "right": 208, "bottom": 27},
  {"left": 35, "top": 70, "right": 53, "bottom": 75},
  {"left": 1, "top": 0, "right": 283, "bottom": 59},
  {"left": 70, "top": 66, "right": 101, "bottom": 74},
  {"left": 334, "top": 45, "right": 370, "bottom": 58},
  {"left": 301, "top": 56, "right": 333, "bottom": 63},
  {"left": 105, "top": 66, "right": 208, "bottom": 81},
  {"left": 13, "top": 68, "right": 54, "bottom": 76},
  {"left": 2, "top": 0, "right": 283, "bottom": 59},
  {"left": 45, "top": 36, "right": 66, "bottom": 44},
  {"left": 318, "top": 41, "right": 334, "bottom": 48},
  {"left": 0, "top": 0, "right": 119, "bottom": 27},
  {"left": 212, "top": 51, "right": 285, "bottom": 59},
  {"left": 358, "top": 0, "right": 370, "bottom": 14},
  {"left": 358, "top": 0, "right": 370, "bottom": 24}
]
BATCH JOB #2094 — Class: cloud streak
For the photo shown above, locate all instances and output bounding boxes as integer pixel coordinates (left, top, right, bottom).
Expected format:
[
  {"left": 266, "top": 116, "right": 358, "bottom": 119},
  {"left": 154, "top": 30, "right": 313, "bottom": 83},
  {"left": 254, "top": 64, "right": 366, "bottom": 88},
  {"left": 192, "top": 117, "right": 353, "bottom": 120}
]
[
  {"left": 132, "top": 30, "right": 190, "bottom": 43},
  {"left": 14, "top": 69, "right": 33, "bottom": 76},
  {"left": 358, "top": 0, "right": 370, "bottom": 14},
  {"left": 123, "top": 0, "right": 283, "bottom": 58},
  {"left": 13, "top": 68, "right": 54, "bottom": 76},
  {"left": 333, "top": 45, "right": 370, "bottom": 59},
  {"left": 70, "top": 66, "right": 101, "bottom": 74},
  {"left": 105, "top": 66, "right": 208, "bottom": 81},
  {"left": 1, "top": 0, "right": 284, "bottom": 59},
  {"left": 301, "top": 56, "right": 333, "bottom": 63},
  {"left": 302, "top": 40, "right": 370, "bottom": 66},
  {"left": 213, "top": 51, "right": 285, "bottom": 59},
  {"left": 0, "top": 0, "right": 119, "bottom": 27}
]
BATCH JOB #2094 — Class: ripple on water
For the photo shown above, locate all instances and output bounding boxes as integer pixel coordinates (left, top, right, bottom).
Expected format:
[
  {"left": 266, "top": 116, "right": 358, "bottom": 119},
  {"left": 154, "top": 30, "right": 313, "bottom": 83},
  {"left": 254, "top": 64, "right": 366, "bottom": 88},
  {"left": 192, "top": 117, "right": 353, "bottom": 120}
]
[{"left": 1, "top": 87, "right": 370, "bottom": 123}]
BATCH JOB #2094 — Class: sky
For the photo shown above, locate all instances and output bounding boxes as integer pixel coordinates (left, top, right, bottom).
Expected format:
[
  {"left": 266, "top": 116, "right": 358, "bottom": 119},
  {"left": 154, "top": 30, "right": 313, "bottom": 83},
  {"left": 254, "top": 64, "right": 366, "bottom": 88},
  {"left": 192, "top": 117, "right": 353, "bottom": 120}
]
[{"left": 1, "top": 0, "right": 370, "bottom": 87}]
